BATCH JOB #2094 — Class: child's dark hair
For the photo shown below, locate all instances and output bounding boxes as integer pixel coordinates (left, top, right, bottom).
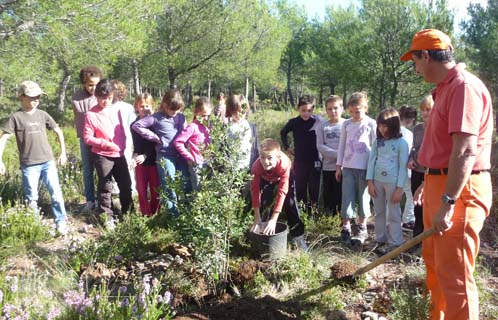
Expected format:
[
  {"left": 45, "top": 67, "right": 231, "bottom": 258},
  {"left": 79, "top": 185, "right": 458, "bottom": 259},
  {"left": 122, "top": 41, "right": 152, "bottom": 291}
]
[
  {"left": 94, "top": 79, "right": 114, "bottom": 98},
  {"left": 376, "top": 108, "right": 402, "bottom": 140},
  {"left": 399, "top": 105, "right": 417, "bottom": 121},
  {"left": 161, "top": 89, "right": 184, "bottom": 111},
  {"left": 325, "top": 95, "right": 343, "bottom": 107},
  {"left": 226, "top": 94, "right": 247, "bottom": 117},
  {"left": 347, "top": 91, "right": 369, "bottom": 110},
  {"left": 79, "top": 66, "right": 103, "bottom": 84},
  {"left": 297, "top": 95, "right": 316, "bottom": 108},
  {"left": 217, "top": 92, "right": 225, "bottom": 100}
]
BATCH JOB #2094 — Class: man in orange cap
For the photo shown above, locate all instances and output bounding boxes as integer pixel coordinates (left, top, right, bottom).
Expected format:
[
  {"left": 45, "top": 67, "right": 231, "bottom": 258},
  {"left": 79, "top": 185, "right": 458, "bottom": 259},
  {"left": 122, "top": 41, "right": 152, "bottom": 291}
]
[{"left": 402, "top": 29, "right": 493, "bottom": 320}]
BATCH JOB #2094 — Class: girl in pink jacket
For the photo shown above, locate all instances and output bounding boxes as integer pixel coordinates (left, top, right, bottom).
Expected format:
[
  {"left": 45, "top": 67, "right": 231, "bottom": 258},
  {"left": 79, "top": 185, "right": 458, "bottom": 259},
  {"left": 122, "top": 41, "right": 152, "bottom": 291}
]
[{"left": 174, "top": 97, "right": 211, "bottom": 190}]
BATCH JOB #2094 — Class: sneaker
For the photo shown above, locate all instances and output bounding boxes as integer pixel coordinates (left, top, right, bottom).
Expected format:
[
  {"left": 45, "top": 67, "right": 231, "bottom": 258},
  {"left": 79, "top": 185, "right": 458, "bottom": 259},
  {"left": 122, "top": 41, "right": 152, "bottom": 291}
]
[
  {"left": 104, "top": 219, "right": 116, "bottom": 231},
  {"left": 340, "top": 229, "right": 351, "bottom": 244},
  {"left": 291, "top": 235, "right": 308, "bottom": 251},
  {"left": 56, "top": 220, "right": 69, "bottom": 236},
  {"left": 83, "top": 201, "right": 96, "bottom": 212},
  {"left": 352, "top": 224, "right": 368, "bottom": 244},
  {"left": 402, "top": 222, "right": 415, "bottom": 231}
]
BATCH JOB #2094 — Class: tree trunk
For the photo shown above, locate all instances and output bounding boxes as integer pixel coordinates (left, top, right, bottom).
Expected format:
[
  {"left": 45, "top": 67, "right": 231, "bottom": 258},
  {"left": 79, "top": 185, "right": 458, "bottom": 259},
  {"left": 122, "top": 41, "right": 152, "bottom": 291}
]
[
  {"left": 133, "top": 59, "right": 141, "bottom": 95},
  {"left": 168, "top": 67, "right": 177, "bottom": 89},
  {"left": 319, "top": 85, "right": 324, "bottom": 107},
  {"left": 245, "top": 76, "right": 249, "bottom": 99},
  {"left": 57, "top": 71, "right": 71, "bottom": 113},
  {"left": 286, "top": 58, "right": 294, "bottom": 107},
  {"left": 208, "top": 79, "right": 212, "bottom": 100},
  {"left": 252, "top": 80, "right": 257, "bottom": 112},
  {"left": 186, "top": 81, "right": 193, "bottom": 107}
]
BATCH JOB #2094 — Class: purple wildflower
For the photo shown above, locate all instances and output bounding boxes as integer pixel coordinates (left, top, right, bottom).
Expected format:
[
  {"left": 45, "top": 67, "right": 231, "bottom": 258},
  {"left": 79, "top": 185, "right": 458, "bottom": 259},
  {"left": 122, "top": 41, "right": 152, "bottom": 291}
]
[
  {"left": 121, "top": 298, "right": 130, "bottom": 308},
  {"left": 151, "top": 278, "right": 159, "bottom": 289},
  {"left": 119, "top": 286, "right": 128, "bottom": 294},
  {"left": 47, "top": 307, "right": 62, "bottom": 320}
]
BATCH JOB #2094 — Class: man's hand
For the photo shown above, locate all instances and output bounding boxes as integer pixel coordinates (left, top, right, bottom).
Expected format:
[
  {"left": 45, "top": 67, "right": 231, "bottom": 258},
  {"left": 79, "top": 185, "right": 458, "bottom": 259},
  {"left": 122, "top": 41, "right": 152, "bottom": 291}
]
[
  {"left": 367, "top": 180, "right": 376, "bottom": 197},
  {"left": 432, "top": 203, "right": 454, "bottom": 234},
  {"left": 413, "top": 184, "right": 424, "bottom": 206},
  {"left": 0, "top": 161, "right": 5, "bottom": 175},
  {"left": 391, "top": 187, "right": 403, "bottom": 203}
]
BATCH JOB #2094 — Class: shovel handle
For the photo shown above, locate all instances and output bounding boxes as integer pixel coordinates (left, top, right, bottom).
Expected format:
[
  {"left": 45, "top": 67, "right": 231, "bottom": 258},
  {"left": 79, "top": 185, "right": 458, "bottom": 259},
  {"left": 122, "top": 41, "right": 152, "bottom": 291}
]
[{"left": 352, "top": 227, "right": 435, "bottom": 277}]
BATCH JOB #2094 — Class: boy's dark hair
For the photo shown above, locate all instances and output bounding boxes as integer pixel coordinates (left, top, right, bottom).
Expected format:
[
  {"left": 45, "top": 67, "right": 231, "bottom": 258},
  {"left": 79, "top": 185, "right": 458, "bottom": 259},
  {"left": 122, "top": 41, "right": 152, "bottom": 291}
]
[
  {"left": 297, "top": 95, "right": 316, "bottom": 108},
  {"left": 79, "top": 66, "right": 103, "bottom": 84},
  {"left": 376, "top": 108, "right": 402, "bottom": 140},
  {"left": 161, "top": 89, "right": 184, "bottom": 111},
  {"left": 325, "top": 95, "right": 343, "bottom": 107},
  {"left": 94, "top": 79, "right": 115, "bottom": 98},
  {"left": 399, "top": 105, "right": 417, "bottom": 121},
  {"left": 412, "top": 49, "right": 454, "bottom": 63}
]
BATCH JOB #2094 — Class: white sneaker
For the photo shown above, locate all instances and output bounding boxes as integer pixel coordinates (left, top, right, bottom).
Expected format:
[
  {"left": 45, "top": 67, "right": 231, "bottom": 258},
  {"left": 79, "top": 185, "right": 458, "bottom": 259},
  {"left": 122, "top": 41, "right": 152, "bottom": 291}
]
[
  {"left": 104, "top": 219, "right": 116, "bottom": 231},
  {"left": 56, "top": 220, "right": 69, "bottom": 236},
  {"left": 83, "top": 201, "right": 95, "bottom": 212}
]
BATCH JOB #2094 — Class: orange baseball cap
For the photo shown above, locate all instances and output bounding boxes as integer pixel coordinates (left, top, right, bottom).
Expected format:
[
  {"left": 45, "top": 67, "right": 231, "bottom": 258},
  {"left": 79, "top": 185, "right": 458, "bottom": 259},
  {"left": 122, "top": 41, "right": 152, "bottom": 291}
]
[{"left": 400, "top": 29, "right": 453, "bottom": 61}]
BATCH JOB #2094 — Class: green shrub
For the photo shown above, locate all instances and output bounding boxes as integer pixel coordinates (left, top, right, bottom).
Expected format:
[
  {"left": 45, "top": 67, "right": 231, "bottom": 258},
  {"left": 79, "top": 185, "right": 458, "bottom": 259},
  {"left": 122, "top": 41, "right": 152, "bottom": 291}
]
[{"left": 388, "top": 284, "right": 430, "bottom": 320}]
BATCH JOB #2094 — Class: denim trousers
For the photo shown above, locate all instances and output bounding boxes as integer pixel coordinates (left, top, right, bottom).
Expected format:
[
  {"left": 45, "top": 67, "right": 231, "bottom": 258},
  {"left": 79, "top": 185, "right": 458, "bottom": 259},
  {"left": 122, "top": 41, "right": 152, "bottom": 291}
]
[
  {"left": 79, "top": 139, "right": 95, "bottom": 202},
  {"left": 21, "top": 160, "right": 67, "bottom": 223},
  {"left": 340, "top": 167, "right": 371, "bottom": 219},
  {"left": 156, "top": 155, "right": 190, "bottom": 217}
]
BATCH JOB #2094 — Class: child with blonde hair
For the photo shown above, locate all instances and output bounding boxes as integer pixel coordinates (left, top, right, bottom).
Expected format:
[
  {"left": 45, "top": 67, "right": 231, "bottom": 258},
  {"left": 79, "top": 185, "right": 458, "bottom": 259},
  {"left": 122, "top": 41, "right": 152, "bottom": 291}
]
[
  {"left": 131, "top": 93, "right": 160, "bottom": 216},
  {"left": 132, "top": 89, "right": 189, "bottom": 216},
  {"left": 336, "top": 92, "right": 376, "bottom": 245},
  {"left": 226, "top": 94, "right": 253, "bottom": 170},
  {"left": 250, "top": 138, "right": 307, "bottom": 250},
  {"left": 367, "top": 109, "right": 409, "bottom": 253},
  {"left": 174, "top": 97, "right": 212, "bottom": 190},
  {"left": 316, "top": 95, "right": 345, "bottom": 216},
  {"left": 407, "top": 95, "right": 434, "bottom": 237}
]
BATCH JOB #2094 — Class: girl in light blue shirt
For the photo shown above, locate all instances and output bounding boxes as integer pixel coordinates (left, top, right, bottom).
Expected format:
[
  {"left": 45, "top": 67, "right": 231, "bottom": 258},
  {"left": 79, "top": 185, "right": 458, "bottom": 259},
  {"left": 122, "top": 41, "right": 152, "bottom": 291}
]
[{"left": 366, "top": 108, "right": 409, "bottom": 249}]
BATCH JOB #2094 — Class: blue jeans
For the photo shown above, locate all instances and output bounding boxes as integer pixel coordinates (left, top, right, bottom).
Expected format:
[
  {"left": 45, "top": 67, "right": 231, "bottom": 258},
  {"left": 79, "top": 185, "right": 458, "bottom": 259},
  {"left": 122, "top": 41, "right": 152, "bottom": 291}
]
[
  {"left": 79, "top": 139, "right": 95, "bottom": 202},
  {"left": 340, "top": 168, "right": 371, "bottom": 220},
  {"left": 21, "top": 160, "right": 67, "bottom": 223},
  {"left": 156, "top": 155, "right": 190, "bottom": 217}
]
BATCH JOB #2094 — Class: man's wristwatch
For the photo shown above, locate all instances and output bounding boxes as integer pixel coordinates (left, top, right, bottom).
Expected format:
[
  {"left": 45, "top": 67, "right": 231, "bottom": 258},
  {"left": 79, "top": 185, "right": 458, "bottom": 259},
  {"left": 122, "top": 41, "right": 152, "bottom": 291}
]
[{"left": 441, "top": 194, "right": 457, "bottom": 205}]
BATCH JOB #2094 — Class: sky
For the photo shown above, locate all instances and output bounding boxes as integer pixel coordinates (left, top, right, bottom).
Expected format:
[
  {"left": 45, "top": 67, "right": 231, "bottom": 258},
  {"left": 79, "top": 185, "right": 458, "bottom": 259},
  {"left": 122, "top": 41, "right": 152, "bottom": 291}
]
[{"left": 293, "top": 0, "right": 487, "bottom": 31}]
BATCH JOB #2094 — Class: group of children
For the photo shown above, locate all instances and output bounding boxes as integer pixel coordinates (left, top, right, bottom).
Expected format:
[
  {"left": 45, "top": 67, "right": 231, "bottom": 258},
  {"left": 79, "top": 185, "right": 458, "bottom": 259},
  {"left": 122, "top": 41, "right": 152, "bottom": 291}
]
[
  {"left": 276, "top": 91, "right": 434, "bottom": 252},
  {"left": 0, "top": 65, "right": 434, "bottom": 252}
]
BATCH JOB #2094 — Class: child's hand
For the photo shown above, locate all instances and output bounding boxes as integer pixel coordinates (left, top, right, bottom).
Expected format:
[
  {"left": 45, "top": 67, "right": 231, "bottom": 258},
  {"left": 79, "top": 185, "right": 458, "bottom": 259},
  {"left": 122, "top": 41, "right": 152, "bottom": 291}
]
[
  {"left": 134, "top": 154, "right": 146, "bottom": 165},
  {"left": 335, "top": 167, "right": 342, "bottom": 182},
  {"left": 286, "top": 148, "right": 295, "bottom": 156},
  {"left": 413, "top": 184, "right": 424, "bottom": 206},
  {"left": 407, "top": 159, "right": 417, "bottom": 170},
  {"left": 263, "top": 218, "right": 277, "bottom": 235},
  {"left": 367, "top": 181, "right": 376, "bottom": 197},
  {"left": 187, "top": 160, "right": 195, "bottom": 167},
  {"left": 391, "top": 187, "right": 403, "bottom": 203}
]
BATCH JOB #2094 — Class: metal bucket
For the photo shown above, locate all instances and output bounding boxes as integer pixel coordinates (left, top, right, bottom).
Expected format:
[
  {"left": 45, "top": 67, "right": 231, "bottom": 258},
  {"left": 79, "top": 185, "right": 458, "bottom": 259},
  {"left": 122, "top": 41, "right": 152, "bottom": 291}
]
[{"left": 248, "top": 222, "right": 288, "bottom": 260}]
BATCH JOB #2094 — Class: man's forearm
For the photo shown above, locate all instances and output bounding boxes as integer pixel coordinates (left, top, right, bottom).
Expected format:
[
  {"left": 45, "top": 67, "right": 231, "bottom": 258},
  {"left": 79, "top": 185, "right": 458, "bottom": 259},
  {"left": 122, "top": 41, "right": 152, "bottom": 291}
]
[{"left": 445, "top": 133, "right": 477, "bottom": 199}]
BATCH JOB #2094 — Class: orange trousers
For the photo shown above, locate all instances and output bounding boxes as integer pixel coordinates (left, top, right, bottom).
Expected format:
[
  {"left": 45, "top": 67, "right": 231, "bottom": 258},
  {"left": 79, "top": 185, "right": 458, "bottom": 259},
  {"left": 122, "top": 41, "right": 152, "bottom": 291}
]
[{"left": 422, "top": 172, "right": 492, "bottom": 320}]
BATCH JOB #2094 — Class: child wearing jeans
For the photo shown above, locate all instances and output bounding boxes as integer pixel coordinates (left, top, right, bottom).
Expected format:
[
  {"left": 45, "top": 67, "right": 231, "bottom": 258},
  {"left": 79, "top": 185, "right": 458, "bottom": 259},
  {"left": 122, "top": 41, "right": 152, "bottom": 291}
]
[
  {"left": 132, "top": 89, "right": 189, "bottom": 217},
  {"left": 316, "top": 95, "right": 344, "bottom": 216},
  {"left": 280, "top": 95, "right": 321, "bottom": 213},
  {"left": 174, "top": 97, "right": 212, "bottom": 190},
  {"left": 366, "top": 109, "right": 409, "bottom": 252},
  {"left": 336, "top": 92, "right": 376, "bottom": 244},
  {"left": 131, "top": 93, "right": 160, "bottom": 216},
  {"left": 250, "top": 139, "right": 307, "bottom": 250}
]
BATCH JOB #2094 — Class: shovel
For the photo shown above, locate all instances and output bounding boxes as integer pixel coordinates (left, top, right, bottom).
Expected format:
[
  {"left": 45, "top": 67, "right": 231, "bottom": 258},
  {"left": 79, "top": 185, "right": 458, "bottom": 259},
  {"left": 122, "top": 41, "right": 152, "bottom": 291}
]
[{"left": 291, "top": 227, "right": 436, "bottom": 301}]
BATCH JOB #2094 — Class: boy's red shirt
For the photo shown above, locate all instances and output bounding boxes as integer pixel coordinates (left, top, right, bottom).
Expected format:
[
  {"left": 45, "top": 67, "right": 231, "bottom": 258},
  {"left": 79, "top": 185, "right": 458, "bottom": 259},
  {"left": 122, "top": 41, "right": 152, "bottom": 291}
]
[{"left": 251, "top": 151, "right": 291, "bottom": 213}]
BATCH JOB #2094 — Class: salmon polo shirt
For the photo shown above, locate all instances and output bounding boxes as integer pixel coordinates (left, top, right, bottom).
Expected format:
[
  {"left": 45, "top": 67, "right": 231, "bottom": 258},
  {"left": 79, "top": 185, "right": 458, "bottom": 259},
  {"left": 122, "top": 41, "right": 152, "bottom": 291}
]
[{"left": 418, "top": 63, "right": 493, "bottom": 170}]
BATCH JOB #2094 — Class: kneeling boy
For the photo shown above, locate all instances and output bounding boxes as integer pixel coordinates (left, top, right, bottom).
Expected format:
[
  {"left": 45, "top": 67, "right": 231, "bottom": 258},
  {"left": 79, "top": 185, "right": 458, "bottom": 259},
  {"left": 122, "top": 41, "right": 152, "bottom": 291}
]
[{"left": 250, "top": 138, "right": 307, "bottom": 250}]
